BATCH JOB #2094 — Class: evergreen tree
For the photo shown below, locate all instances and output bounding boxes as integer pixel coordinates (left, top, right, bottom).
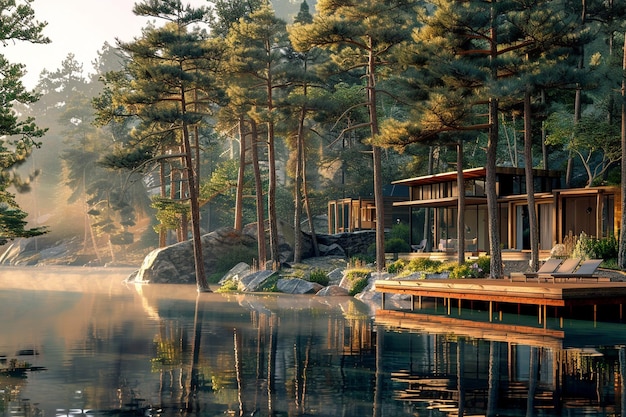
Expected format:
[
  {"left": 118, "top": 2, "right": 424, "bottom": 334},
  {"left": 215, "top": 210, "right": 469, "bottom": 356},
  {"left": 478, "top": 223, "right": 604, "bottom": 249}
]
[
  {"left": 290, "top": 0, "right": 420, "bottom": 272},
  {"left": 95, "top": 0, "right": 220, "bottom": 291},
  {"left": 226, "top": 3, "right": 290, "bottom": 268},
  {"left": 0, "top": 0, "right": 50, "bottom": 243}
]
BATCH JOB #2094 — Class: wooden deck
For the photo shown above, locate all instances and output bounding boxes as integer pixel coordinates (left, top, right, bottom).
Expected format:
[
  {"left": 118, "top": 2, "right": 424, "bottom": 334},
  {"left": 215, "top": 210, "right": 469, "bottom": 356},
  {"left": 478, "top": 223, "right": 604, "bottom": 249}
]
[{"left": 374, "top": 278, "right": 626, "bottom": 325}]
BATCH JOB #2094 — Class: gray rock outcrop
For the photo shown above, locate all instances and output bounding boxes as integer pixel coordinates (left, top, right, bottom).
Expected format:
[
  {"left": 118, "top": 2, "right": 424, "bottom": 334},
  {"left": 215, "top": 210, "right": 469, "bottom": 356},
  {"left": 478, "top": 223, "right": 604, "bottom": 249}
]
[
  {"left": 316, "top": 285, "right": 350, "bottom": 296},
  {"left": 277, "top": 278, "right": 323, "bottom": 294},
  {"left": 238, "top": 270, "right": 279, "bottom": 292},
  {"left": 127, "top": 225, "right": 376, "bottom": 285},
  {"left": 128, "top": 227, "right": 257, "bottom": 284}
]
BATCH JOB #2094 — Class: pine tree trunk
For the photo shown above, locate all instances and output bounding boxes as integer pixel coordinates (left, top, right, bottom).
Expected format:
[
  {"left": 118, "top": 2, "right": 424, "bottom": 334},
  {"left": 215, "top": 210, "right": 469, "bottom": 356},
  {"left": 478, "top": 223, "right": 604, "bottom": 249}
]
[
  {"left": 293, "top": 107, "right": 305, "bottom": 263},
  {"left": 302, "top": 135, "right": 320, "bottom": 257},
  {"left": 487, "top": 2, "right": 503, "bottom": 278},
  {"left": 456, "top": 140, "right": 465, "bottom": 265},
  {"left": 234, "top": 116, "right": 246, "bottom": 232},
  {"left": 524, "top": 89, "right": 539, "bottom": 271},
  {"left": 180, "top": 87, "right": 208, "bottom": 291},
  {"left": 251, "top": 120, "right": 267, "bottom": 270},
  {"left": 367, "top": 39, "right": 385, "bottom": 273},
  {"left": 266, "top": 55, "right": 280, "bottom": 269},
  {"left": 618, "top": 33, "right": 626, "bottom": 270}
]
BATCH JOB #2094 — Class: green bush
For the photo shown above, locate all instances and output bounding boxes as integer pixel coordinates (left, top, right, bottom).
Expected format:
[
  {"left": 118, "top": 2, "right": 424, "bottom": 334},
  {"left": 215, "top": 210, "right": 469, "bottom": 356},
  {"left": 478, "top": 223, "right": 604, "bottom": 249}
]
[
  {"left": 349, "top": 277, "right": 369, "bottom": 296},
  {"left": 448, "top": 257, "right": 489, "bottom": 278},
  {"left": 216, "top": 279, "right": 238, "bottom": 293},
  {"left": 388, "top": 223, "right": 410, "bottom": 243},
  {"left": 593, "top": 234, "right": 618, "bottom": 260},
  {"left": 385, "top": 237, "right": 411, "bottom": 253},
  {"left": 572, "top": 232, "right": 618, "bottom": 261},
  {"left": 308, "top": 268, "right": 329, "bottom": 286},
  {"left": 345, "top": 268, "right": 371, "bottom": 295},
  {"left": 351, "top": 253, "right": 375, "bottom": 265},
  {"left": 387, "top": 259, "right": 407, "bottom": 274},
  {"left": 405, "top": 258, "right": 444, "bottom": 273}
]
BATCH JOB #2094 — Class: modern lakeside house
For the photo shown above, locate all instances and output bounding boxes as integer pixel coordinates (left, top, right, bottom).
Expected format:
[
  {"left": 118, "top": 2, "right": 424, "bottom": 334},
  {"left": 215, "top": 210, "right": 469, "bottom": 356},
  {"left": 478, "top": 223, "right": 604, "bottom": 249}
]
[{"left": 328, "top": 166, "right": 620, "bottom": 258}]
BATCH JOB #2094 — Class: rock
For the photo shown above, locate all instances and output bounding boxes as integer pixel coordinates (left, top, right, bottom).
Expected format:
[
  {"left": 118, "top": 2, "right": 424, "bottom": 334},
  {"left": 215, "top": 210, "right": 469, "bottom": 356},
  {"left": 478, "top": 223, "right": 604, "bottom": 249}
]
[
  {"left": 327, "top": 268, "right": 345, "bottom": 285},
  {"left": 277, "top": 278, "right": 323, "bottom": 294},
  {"left": 238, "top": 270, "right": 279, "bottom": 292},
  {"left": 129, "top": 227, "right": 257, "bottom": 284},
  {"left": 218, "top": 262, "right": 251, "bottom": 285},
  {"left": 316, "top": 285, "right": 350, "bottom": 296},
  {"left": 318, "top": 243, "right": 346, "bottom": 257}
]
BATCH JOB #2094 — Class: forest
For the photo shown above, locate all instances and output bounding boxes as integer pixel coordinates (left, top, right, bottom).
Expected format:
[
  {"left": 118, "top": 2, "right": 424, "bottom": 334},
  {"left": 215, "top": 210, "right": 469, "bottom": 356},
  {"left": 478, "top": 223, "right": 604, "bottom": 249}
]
[{"left": 0, "top": 0, "right": 625, "bottom": 288}]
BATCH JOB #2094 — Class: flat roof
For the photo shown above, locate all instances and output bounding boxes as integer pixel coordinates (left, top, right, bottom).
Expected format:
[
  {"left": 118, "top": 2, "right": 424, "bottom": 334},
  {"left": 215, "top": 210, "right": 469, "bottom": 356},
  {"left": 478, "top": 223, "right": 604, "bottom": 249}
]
[{"left": 393, "top": 166, "right": 561, "bottom": 187}]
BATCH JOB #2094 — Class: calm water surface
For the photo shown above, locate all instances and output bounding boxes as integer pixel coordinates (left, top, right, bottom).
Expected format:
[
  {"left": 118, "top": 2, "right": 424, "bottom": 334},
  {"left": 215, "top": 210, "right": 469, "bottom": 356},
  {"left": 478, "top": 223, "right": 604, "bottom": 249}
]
[{"left": 0, "top": 267, "right": 625, "bottom": 417}]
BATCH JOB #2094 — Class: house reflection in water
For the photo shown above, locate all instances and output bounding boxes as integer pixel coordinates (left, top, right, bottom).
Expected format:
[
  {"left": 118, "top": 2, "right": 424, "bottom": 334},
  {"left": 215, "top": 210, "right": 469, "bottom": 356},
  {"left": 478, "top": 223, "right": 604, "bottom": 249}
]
[{"left": 375, "top": 310, "right": 626, "bottom": 416}]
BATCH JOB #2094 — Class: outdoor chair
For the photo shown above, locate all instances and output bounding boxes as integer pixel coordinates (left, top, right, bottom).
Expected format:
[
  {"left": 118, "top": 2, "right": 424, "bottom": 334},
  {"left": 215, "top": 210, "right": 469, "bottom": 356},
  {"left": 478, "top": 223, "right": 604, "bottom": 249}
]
[
  {"left": 523, "top": 258, "right": 563, "bottom": 279},
  {"left": 411, "top": 239, "right": 427, "bottom": 252},
  {"left": 535, "top": 257, "right": 581, "bottom": 281},
  {"left": 547, "top": 259, "right": 603, "bottom": 282}
]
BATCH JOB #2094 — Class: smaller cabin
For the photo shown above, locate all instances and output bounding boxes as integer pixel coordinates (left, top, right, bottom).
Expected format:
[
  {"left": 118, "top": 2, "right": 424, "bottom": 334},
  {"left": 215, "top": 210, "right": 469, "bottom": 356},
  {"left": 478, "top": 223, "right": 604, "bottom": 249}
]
[{"left": 327, "top": 186, "right": 409, "bottom": 234}]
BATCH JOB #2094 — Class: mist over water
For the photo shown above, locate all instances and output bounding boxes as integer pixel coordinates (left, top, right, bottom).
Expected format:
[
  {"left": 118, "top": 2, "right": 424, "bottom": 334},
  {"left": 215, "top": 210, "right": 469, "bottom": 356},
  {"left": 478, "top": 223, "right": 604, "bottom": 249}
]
[{"left": 1, "top": 267, "right": 625, "bottom": 417}]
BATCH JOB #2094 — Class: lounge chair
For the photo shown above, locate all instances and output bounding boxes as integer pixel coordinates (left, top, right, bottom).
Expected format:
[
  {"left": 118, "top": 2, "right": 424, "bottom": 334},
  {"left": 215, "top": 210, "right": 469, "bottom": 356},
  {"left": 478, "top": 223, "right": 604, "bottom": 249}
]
[
  {"left": 535, "top": 257, "right": 581, "bottom": 281},
  {"left": 547, "top": 259, "right": 603, "bottom": 282},
  {"left": 523, "top": 258, "right": 563, "bottom": 279},
  {"left": 411, "top": 239, "right": 427, "bottom": 252}
]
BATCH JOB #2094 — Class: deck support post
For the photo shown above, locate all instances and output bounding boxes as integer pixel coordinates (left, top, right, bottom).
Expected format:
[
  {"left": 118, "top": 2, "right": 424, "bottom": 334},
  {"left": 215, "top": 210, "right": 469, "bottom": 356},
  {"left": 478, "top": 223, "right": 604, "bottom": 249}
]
[
  {"left": 489, "top": 301, "right": 493, "bottom": 322},
  {"left": 538, "top": 305, "right": 542, "bottom": 325},
  {"left": 458, "top": 299, "right": 462, "bottom": 316},
  {"left": 418, "top": 295, "right": 422, "bottom": 310},
  {"left": 410, "top": 295, "right": 414, "bottom": 311},
  {"left": 381, "top": 292, "right": 385, "bottom": 310},
  {"left": 447, "top": 298, "right": 451, "bottom": 315}
]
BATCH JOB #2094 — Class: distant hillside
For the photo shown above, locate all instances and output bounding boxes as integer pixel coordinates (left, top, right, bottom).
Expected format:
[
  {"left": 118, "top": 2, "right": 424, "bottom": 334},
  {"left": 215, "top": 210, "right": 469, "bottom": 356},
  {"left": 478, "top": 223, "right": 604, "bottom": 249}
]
[{"left": 273, "top": 0, "right": 318, "bottom": 22}]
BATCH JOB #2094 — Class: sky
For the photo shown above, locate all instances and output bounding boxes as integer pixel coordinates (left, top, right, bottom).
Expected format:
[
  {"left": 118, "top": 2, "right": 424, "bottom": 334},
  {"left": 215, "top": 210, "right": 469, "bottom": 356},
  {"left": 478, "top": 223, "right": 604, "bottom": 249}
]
[{"left": 3, "top": 0, "right": 208, "bottom": 89}]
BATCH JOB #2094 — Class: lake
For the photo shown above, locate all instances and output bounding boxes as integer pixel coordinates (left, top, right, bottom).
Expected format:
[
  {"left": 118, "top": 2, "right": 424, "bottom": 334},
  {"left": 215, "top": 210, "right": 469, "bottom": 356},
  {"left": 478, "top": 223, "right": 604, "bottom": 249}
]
[{"left": 0, "top": 266, "right": 625, "bottom": 417}]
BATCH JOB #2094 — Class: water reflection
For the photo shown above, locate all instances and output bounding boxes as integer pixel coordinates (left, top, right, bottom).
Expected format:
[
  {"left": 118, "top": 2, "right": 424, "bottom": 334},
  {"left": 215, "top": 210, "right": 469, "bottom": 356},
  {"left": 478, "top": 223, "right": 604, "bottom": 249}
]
[{"left": 0, "top": 267, "right": 625, "bottom": 416}]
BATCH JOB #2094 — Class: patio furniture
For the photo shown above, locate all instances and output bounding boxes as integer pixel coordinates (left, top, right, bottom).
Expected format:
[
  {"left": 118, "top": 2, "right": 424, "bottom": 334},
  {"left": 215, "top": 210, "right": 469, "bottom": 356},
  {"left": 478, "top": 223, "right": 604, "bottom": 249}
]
[
  {"left": 548, "top": 259, "right": 603, "bottom": 282},
  {"left": 411, "top": 239, "right": 427, "bottom": 252},
  {"left": 523, "top": 258, "right": 564, "bottom": 279}
]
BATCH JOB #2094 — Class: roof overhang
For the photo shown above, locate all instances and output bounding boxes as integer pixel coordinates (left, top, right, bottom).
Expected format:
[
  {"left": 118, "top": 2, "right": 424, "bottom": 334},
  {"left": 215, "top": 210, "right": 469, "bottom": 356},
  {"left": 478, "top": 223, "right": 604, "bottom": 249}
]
[
  {"left": 394, "top": 196, "right": 487, "bottom": 208},
  {"left": 392, "top": 166, "right": 561, "bottom": 187}
]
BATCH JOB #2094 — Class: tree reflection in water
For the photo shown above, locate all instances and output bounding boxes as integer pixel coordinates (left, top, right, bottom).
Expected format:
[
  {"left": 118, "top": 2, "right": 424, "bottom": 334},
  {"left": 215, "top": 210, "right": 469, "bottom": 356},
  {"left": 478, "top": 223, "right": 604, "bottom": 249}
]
[{"left": 0, "top": 269, "right": 625, "bottom": 416}]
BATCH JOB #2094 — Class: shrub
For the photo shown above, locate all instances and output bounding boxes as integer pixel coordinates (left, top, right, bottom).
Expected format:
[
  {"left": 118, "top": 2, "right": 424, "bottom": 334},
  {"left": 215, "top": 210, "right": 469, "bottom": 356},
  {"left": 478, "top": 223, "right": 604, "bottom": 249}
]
[
  {"left": 385, "top": 237, "right": 411, "bottom": 253},
  {"left": 350, "top": 253, "right": 375, "bottom": 266},
  {"left": 308, "top": 268, "right": 329, "bottom": 286},
  {"left": 448, "top": 257, "right": 489, "bottom": 278},
  {"left": 387, "top": 259, "right": 407, "bottom": 274},
  {"left": 217, "top": 279, "right": 238, "bottom": 293},
  {"left": 572, "top": 232, "right": 618, "bottom": 261},
  {"left": 593, "top": 234, "right": 618, "bottom": 260},
  {"left": 388, "top": 223, "right": 410, "bottom": 243},
  {"left": 349, "top": 277, "right": 369, "bottom": 296},
  {"left": 345, "top": 268, "right": 371, "bottom": 295},
  {"left": 405, "top": 258, "right": 444, "bottom": 273}
]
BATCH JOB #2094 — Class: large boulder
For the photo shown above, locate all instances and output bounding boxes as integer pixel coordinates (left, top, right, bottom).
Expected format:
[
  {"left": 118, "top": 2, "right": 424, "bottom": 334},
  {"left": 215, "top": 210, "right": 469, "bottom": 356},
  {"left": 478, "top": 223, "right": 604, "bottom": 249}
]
[
  {"left": 238, "top": 270, "right": 279, "bottom": 292},
  {"left": 277, "top": 278, "right": 323, "bottom": 294},
  {"left": 128, "top": 227, "right": 257, "bottom": 284},
  {"left": 316, "top": 285, "right": 350, "bottom": 297}
]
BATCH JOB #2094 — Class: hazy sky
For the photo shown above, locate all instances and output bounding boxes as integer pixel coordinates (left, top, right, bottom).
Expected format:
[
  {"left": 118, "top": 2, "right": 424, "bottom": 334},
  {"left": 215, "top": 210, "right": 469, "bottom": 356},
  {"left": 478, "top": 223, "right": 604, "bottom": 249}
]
[{"left": 4, "top": 0, "right": 208, "bottom": 89}]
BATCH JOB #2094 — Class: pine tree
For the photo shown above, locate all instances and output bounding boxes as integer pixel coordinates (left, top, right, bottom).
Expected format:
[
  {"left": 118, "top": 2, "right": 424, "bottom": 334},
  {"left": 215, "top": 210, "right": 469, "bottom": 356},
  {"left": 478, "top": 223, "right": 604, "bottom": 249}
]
[
  {"left": 0, "top": 0, "right": 50, "bottom": 243},
  {"left": 225, "top": 3, "right": 290, "bottom": 268},
  {"left": 290, "top": 0, "right": 420, "bottom": 272},
  {"left": 95, "top": 0, "right": 220, "bottom": 291}
]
